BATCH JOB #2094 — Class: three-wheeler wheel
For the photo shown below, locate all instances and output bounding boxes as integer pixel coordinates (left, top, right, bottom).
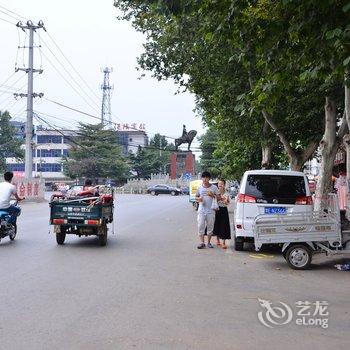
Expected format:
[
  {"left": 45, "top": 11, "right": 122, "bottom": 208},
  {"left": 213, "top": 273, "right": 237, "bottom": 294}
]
[
  {"left": 98, "top": 224, "right": 108, "bottom": 246},
  {"left": 285, "top": 244, "right": 312, "bottom": 270},
  {"left": 56, "top": 227, "right": 66, "bottom": 245},
  {"left": 56, "top": 232, "right": 66, "bottom": 245}
]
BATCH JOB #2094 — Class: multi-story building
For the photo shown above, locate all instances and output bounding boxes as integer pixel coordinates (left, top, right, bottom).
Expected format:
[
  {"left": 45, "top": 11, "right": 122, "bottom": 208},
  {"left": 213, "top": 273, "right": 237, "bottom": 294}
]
[
  {"left": 6, "top": 125, "right": 76, "bottom": 180},
  {"left": 117, "top": 130, "right": 148, "bottom": 155},
  {"left": 6, "top": 123, "right": 149, "bottom": 180}
]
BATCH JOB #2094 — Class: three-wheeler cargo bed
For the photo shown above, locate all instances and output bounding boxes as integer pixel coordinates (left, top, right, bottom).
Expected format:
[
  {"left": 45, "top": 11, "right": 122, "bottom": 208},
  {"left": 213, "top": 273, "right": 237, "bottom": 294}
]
[{"left": 49, "top": 194, "right": 114, "bottom": 246}]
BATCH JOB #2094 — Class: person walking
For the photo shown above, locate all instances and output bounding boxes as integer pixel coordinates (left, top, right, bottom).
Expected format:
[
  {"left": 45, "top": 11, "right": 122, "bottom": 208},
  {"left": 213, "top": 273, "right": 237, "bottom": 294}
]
[
  {"left": 195, "top": 171, "right": 219, "bottom": 249},
  {"left": 213, "top": 179, "right": 231, "bottom": 249}
]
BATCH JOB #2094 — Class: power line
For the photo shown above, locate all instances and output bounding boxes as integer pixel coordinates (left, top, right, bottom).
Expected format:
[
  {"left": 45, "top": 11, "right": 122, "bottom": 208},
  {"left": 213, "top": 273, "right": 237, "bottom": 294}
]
[
  {"left": 11, "top": 105, "right": 27, "bottom": 119},
  {"left": 0, "top": 73, "right": 26, "bottom": 100},
  {"left": 0, "top": 3, "right": 27, "bottom": 21},
  {"left": 0, "top": 71, "right": 17, "bottom": 90},
  {"left": 45, "top": 30, "right": 101, "bottom": 102},
  {"left": 0, "top": 83, "right": 27, "bottom": 106},
  {"left": 0, "top": 74, "right": 38, "bottom": 107},
  {"left": 41, "top": 32, "right": 125, "bottom": 126},
  {"left": 39, "top": 47, "right": 101, "bottom": 115},
  {"left": 33, "top": 113, "right": 97, "bottom": 157},
  {"left": 0, "top": 8, "right": 20, "bottom": 22},
  {"left": 44, "top": 97, "right": 104, "bottom": 123},
  {"left": 33, "top": 97, "right": 200, "bottom": 151},
  {"left": 43, "top": 97, "right": 175, "bottom": 139},
  {"left": 33, "top": 111, "right": 199, "bottom": 153},
  {"left": 39, "top": 33, "right": 101, "bottom": 114},
  {"left": 43, "top": 100, "right": 202, "bottom": 152},
  {"left": 0, "top": 16, "right": 15, "bottom": 25},
  {"left": 34, "top": 109, "right": 79, "bottom": 129},
  {"left": 1, "top": 93, "right": 22, "bottom": 111}
]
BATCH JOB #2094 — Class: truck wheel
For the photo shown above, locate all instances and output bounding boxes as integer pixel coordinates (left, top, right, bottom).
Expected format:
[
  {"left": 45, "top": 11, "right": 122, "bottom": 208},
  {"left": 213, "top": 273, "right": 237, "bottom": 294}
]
[
  {"left": 285, "top": 244, "right": 312, "bottom": 270},
  {"left": 9, "top": 224, "right": 17, "bottom": 241},
  {"left": 234, "top": 236, "right": 244, "bottom": 251},
  {"left": 98, "top": 225, "right": 107, "bottom": 246},
  {"left": 56, "top": 232, "right": 66, "bottom": 245}
]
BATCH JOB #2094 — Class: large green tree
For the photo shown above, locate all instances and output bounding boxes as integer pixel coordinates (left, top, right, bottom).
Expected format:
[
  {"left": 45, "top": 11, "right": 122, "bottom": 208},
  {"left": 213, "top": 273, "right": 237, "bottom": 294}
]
[
  {"left": 128, "top": 133, "right": 175, "bottom": 178},
  {"left": 63, "top": 123, "right": 129, "bottom": 181},
  {"left": 113, "top": 0, "right": 328, "bottom": 172},
  {"left": 115, "top": 0, "right": 349, "bottom": 204},
  {"left": 0, "top": 111, "right": 24, "bottom": 173},
  {"left": 128, "top": 146, "right": 161, "bottom": 179}
]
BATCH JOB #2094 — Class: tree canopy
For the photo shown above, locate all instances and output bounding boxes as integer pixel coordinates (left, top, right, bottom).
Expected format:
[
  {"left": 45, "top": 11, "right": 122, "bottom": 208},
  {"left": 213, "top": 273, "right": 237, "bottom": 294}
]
[
  {"left": 0, "top": 111, "right": 24, "bottom": 173},
  {"left": 114, "top": 0, "right": 350, "bottom": 180},
  {"left": 128, "top": 133, "right": 175, "bottom": 178},
  {"left": 63, "top": 123, "right": 129, "bottom": 181}
]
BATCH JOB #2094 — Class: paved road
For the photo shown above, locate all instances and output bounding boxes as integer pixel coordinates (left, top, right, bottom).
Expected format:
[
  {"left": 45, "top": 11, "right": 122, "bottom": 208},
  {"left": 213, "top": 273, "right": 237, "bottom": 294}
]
[{"left": 0, "top": 194, "right": 349, "bottom": 350}]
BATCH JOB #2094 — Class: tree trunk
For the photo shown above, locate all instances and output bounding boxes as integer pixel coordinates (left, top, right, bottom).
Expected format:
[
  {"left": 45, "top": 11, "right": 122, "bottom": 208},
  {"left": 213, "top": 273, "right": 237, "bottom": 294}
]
[
  {"left": 261, "top": 110, "right": 319, "bottom": 171},
  {"left": 261, "top": 144, "right": 272, "bottom": 169},
  {"left": 344, "top": 76, "right": 350, "bottom": 218},
  {"left": 345, "top": 81, "right": 350, "bottom": 176},
  {"left": 314, "top": 97, "right": 338, "bottom": 211},
  {"left": 261, "top": 120, "right": 272, "bottom": 169},
  {"left": 289, "top": 157, "right": 307, "bottom": 171}
]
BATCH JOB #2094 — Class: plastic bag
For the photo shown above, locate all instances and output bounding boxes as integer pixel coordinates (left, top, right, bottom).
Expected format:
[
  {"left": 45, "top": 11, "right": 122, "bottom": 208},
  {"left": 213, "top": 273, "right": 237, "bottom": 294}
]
[{"left": 211, "top": 197, "right": 219, "bottom": 211}]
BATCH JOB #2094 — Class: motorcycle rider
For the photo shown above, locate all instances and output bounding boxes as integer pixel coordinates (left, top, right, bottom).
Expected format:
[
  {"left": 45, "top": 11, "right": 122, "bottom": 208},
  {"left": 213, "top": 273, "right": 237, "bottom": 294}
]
[{"left": 0, "top": 171, "right": 24, "bottom": 223}]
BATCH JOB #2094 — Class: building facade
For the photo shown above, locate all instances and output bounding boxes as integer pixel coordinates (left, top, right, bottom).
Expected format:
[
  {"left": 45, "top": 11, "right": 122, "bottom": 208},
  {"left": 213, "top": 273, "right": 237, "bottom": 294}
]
[
  {"left": 6, "top": 123, "right": 149, "bottom": 180},
  {"left": 6, "top": 126, "right": 76, "bottom": 180},
  {"left": 116, "top": 130, "right": 148, "bottom": 155}
]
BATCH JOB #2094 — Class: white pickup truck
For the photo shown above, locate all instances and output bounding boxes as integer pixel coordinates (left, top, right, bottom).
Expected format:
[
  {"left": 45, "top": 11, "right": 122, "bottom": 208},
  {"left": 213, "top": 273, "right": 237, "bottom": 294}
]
[{"left": 253, "top": 194, "right": 350, "bottom": 269}]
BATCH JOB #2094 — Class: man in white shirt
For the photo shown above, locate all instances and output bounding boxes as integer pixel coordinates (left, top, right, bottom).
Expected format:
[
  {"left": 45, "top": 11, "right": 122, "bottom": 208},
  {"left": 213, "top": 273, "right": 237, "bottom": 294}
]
[
  {"left": 195, "top": 171, "right": 219, "bottom": 249},
  {"left": 0, "top": 172, "right": 24, "bottom": 223}
]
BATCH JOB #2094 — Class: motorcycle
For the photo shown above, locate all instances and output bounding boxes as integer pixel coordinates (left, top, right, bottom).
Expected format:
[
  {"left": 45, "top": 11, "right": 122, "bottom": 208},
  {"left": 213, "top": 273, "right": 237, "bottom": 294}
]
[{"left": 0, "top": 201, "right": 21, "bottom": 243}]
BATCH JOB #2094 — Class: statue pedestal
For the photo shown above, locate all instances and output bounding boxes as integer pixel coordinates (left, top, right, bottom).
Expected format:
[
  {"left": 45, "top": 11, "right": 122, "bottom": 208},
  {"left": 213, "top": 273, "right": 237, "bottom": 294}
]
[{"left": 170, "top": 151, "right": 195, "bottom": 180}]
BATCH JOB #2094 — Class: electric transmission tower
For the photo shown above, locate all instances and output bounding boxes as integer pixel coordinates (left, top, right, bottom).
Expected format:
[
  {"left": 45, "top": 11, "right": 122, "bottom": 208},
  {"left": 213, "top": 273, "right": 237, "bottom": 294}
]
[
  {"left": 100, "top": 67, "right": 113, "bottom": 128},
  {"left": 15, "top": 20, "right": 45, "bottom": 179}
]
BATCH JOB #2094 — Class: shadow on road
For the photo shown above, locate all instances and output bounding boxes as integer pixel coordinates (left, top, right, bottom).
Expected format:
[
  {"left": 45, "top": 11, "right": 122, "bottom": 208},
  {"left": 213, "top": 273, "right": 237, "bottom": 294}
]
[{"left": 55, "top": 236, "right": 119, "bottom": 249}]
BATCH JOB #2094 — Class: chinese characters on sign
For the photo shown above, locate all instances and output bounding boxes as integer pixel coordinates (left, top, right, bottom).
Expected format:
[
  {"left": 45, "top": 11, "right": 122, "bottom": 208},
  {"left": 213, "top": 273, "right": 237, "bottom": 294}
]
[
  {"left": 12, "top": 177, "right": 42, "bottom": 199},
  {"left": 115, "top": 123, "right": 146, "bottom": 131}
]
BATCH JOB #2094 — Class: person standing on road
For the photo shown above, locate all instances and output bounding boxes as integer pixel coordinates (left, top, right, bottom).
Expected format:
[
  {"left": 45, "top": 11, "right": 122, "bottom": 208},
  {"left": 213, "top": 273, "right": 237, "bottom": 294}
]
[
  {"left": 196, "top": 171, "right": 219, "bottom": 249},
  {"left": 0, "top": 171, "right": 24, "bottom": 221},
  {"left": 213, "top": 179, "right": 231, "bottom": 249}
]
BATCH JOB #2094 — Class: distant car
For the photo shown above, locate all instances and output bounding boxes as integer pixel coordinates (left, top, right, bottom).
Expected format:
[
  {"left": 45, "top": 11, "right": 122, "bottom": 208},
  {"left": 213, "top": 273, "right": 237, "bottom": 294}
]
[
  {"left": 147, "top": 184, "right": 181, "bottom": 196},
  {"left": 105, "top": 179, "right": 117, "bottom": 187},
  {"left": 180, "top": 186, "right": 190, "bottom": 195}
]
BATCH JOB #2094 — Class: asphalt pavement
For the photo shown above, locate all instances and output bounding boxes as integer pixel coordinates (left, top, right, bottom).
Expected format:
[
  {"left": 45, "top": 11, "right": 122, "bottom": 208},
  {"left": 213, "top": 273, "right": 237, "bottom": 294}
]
[{"left": 0, "top": 194, "right": 349, "bottom": 350}]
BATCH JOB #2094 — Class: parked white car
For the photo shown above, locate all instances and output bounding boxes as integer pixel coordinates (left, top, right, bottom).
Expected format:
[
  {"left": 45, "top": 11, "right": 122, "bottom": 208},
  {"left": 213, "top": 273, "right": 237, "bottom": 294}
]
[{"left": 234, "top": 169, "right": 313, "bottom": 251}]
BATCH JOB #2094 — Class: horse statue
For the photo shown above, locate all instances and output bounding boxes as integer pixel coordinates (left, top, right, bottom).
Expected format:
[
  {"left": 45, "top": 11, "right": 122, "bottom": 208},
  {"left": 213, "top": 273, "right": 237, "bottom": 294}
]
[{"left": 175, "top": 129, "right": 197, "bottom": 151}]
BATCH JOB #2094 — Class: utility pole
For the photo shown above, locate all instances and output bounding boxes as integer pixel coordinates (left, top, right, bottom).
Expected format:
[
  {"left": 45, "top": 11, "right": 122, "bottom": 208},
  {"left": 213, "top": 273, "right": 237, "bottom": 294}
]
[
  {"left": 100, "top": 67, "right": 113, "bottom": 128},
  {"left": 159, "top": 137, "right": 162, "bottom": 174},
  {"left": 15, "top": 20, "right": 45, "bottom": 179}
]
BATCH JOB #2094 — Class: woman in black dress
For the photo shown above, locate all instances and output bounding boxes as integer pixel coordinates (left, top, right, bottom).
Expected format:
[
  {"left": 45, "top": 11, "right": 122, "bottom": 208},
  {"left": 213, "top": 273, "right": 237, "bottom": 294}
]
[{"left": 213, "top": 179, "right": 231, "bottom": 249}]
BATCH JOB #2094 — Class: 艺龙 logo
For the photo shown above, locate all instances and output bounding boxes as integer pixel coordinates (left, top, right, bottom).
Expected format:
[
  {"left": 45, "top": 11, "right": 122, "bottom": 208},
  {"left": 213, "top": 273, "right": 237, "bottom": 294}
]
[{"left": 258, "top": 298, "right": 293, "bottom": 328}]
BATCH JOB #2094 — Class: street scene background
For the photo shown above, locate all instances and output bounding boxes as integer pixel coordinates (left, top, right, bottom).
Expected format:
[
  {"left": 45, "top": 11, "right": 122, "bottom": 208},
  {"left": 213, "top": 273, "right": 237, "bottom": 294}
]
[{"left": 0, "top": 194, "right": 348, "bottom": 350}]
